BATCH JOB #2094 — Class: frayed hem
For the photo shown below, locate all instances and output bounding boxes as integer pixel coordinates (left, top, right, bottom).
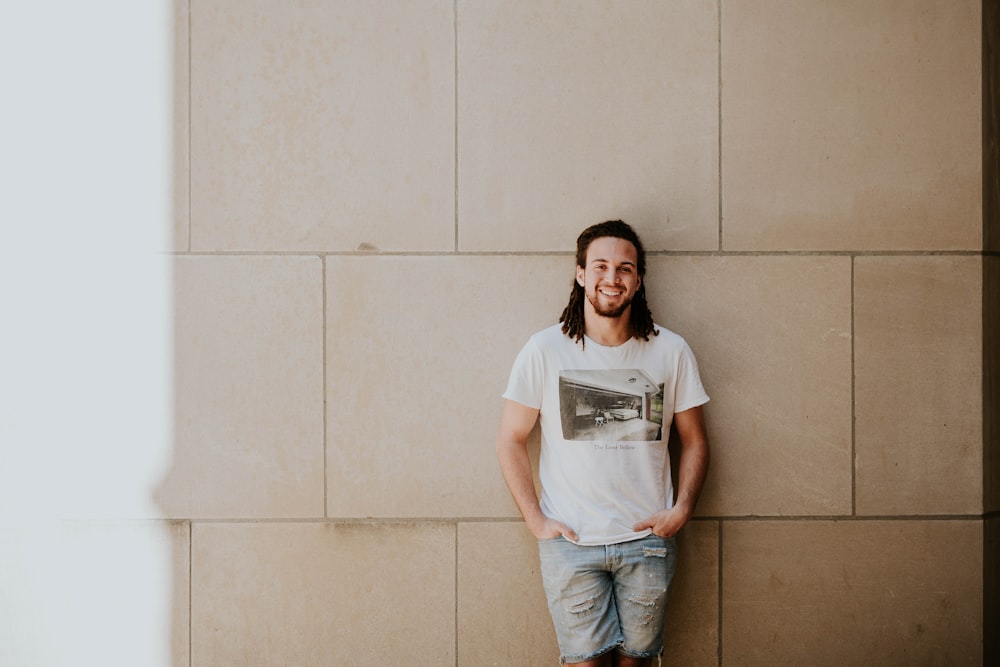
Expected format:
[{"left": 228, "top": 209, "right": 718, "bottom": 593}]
[{"left": 560, "top": 641, "right": 622, "bottom": 664}]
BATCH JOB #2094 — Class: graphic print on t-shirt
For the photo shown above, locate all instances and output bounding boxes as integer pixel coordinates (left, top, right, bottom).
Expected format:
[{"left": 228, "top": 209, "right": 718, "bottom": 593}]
[{"left": 558, "top": 369, "right": 665, "bottom": 442}]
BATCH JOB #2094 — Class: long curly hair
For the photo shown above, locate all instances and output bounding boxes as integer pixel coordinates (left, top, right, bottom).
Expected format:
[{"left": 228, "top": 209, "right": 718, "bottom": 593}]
[{"left": 559, "top": 220, "right": 658, "bottom": 347}]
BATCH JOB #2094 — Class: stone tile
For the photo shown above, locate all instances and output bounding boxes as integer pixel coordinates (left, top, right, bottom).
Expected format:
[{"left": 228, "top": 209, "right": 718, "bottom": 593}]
[
  {"left": 458, "top": 0, "right": 718, "bottom": 252},
  {"left": 457, "top": 520, "right": 718, "bottom": 665},
  {"left": 648, "top": 256, "right": 853, "bottom": 516},
  {"left": 663, "top": 520, "right": 719, "bottom": 666},
  {"left": 722, "top": 0, "right": 981, "bottom": 251},
  {"left": 172, "top": 0, "right": 189, "bottom": 253},
  {"left": 170, "top": 522, "right": 191, "bottom": 667},
  {"left": 325, "top": 255, "right": 571, "bottom": 518},
  {"left": 190, "top": 0, "right": 454, "bottom": 252},
  {"left": 855, "top": 256, "right": 982, "bottom": 515},
  {"left": 457, "top": 522, "right": 556, "bottom": 665},
  {"left": 191, "top": 522, "right": 454, "bottom": 666},
  {"left": 161, "top": 256, "right": 324, "bottom": 519},
  {"left": 722, "top": 520, "right": 983, "bottom": 666}
]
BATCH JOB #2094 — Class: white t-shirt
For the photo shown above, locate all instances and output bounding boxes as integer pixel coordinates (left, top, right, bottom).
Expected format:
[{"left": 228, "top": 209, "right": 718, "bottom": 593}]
[{"left": 503, "top": 323, "right": 709, "bottom": 546}]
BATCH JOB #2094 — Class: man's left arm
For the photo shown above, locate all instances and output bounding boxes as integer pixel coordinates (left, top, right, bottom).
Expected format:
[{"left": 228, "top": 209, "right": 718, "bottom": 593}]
[{"left": 633, "top": 405, "right": 709, "bottom": 538}]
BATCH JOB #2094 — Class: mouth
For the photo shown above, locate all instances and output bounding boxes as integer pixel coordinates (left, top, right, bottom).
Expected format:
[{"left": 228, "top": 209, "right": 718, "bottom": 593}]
[{"left": 598, "top": 287, "right": 624, "bottom": 297}]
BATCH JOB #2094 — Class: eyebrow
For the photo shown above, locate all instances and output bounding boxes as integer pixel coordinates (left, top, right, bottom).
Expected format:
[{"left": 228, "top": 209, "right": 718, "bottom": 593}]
[{"left": 589, "top": 258, "right": 636, "bottom": 267}]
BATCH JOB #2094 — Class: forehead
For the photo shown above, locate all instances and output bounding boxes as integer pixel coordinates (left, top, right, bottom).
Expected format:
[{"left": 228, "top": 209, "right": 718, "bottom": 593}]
[{"left": 584, "top": 236, "right": 638, "bottom": 264}]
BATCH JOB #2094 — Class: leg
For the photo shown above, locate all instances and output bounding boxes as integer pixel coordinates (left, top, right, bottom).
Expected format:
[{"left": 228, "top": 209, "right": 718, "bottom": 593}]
[
  {"left": 569, "top": 653, "right": 652, "bottom": 666},
  {"left": 611, "top": 536, "right": 677, "bottom": 663},
  {"left": 538, "top": 539, "right": 623, "bottom": 665},
  {"left": 566, "top": 654, "right": 615, "bottom": 667}
]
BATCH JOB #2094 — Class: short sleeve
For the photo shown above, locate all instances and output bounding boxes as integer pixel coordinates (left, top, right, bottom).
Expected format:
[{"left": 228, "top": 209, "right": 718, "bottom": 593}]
[
  {"left": 502, "top": 337, "right": 545, "bottom": 410},
  {"left": 673, "top": 340, "right": 710, "bottom": 413}
]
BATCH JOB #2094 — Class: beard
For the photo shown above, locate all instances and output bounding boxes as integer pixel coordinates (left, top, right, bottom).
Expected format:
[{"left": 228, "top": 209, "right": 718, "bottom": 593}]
[{"left": 586, "top": 288, "right": 634, "bottom": 319}]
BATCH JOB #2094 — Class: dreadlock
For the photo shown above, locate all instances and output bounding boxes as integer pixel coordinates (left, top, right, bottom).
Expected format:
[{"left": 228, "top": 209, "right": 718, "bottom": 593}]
[{"left": 559, "top": 220, "right": 658, "bottom": 347}]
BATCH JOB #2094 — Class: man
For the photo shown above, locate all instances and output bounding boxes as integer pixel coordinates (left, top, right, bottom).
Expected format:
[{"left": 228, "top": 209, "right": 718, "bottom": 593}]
[{"left": 497, "top": 220, "right": 710, "bottom": 666}]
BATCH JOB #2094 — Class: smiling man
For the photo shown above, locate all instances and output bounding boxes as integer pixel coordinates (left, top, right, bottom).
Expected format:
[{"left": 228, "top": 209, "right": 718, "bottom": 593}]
[{"left": 497, "top": 220, "right": 710, "bottom": 666}]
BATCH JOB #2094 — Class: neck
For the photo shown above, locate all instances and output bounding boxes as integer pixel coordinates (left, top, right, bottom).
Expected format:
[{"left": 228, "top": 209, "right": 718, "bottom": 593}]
[{"left": 583, "top": 306, "right": 632, "bottom": 347}]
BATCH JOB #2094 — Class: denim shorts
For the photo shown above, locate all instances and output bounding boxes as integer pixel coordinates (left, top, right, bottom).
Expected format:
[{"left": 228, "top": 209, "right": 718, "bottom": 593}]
[{"left": 537, "top": 534, "right": 677, "bottom": 664}]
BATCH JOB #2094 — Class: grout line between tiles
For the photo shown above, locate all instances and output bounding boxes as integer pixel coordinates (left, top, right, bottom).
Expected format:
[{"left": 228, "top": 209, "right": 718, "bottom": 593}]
[{"left": 851, "top": 256, "right": 857, "bottom": 517}]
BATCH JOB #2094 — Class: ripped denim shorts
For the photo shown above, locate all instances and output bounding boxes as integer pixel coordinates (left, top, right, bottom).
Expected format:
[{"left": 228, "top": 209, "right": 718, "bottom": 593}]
[{"left": 537, "top": 534, "right": 677, "bottom": 665}]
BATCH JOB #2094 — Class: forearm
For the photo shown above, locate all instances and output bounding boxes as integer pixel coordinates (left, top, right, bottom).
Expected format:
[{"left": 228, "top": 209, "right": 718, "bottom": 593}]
[
  {"left": 671, "top": 405, "right": 710, "bottom": 520},
  {"left": 496, "top": 435, "right": 547, "bottom": 531},
  {"left": 673, "top": 436, "right": 709, "bottom": 517}
]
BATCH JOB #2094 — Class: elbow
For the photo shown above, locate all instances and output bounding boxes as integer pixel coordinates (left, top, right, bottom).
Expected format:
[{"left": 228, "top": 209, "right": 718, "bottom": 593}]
[{"left": 496, "top": 430, "right": 527, "bottom": 465}]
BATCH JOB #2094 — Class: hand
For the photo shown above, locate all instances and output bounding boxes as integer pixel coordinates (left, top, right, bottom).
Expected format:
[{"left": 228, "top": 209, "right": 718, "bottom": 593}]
[
  {"left": 529, "top": 517, "right": 579, "bottom": 542},
  {"left": 632, "top": 505, "right": 690, "bottom": 538}
]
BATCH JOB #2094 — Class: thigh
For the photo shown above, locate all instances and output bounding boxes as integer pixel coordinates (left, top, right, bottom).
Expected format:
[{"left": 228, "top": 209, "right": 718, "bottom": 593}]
[
  {"left": 611, "top": 535, "right": 678, "bottom": 659},
  {"left": 538, "top": 538, "right": 622, "bottom": 664}
]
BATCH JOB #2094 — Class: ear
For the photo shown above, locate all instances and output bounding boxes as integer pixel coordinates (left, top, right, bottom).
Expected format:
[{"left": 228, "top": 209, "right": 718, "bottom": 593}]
[{"left": 576, "top": 266, "right": 585, "bottom": 287}]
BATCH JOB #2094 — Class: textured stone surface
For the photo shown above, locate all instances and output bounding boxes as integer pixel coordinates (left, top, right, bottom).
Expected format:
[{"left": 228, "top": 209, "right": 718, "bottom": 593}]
[
  {"left": 326, "top": 255, "right": 570, "bottom": 518},
  {"left": 855, "top": 256, "right": 982, "bottom": 515},
  {"left": 457, "top": 522, "right": 557, "bottom": 665},
  {"left": 723, "top": 520, "right": 983, "bottom": 666},
  {"left": 663, "top": 520, "right": 719, "bottom": 666},
  {"left": 190, "top": 0, "right": 455, "bottom": 251},
  {"left": 649, "top": 256, "right": 854, "bottom": 517},
  {"left": 722, "top": 0, "right": 981, "bottom": 251},
  {"left": 191, "top": 522, "right": 454, "bottom": 666},
  {"left": 164, "top": 256, "right": 325, "bottom": 519},
  {"left": 457, "top": 0, "right": 719, "bottom": 252},
  {"left": 158, "top": 3, "right": 990, "bottom": 665},
  {"left": 985, "top": 255, "right": 1000, "bottom": 515}
]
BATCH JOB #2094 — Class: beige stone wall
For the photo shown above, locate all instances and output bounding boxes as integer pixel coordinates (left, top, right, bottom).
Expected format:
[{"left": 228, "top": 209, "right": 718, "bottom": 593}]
[{"left": 160, "top": 1, "right": 986, "bottom": 665}]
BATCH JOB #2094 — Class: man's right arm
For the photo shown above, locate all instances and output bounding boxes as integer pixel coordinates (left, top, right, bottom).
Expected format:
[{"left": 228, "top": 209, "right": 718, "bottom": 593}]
[{"left": 496, "top": 399, "right": 578, "bottom": 542}]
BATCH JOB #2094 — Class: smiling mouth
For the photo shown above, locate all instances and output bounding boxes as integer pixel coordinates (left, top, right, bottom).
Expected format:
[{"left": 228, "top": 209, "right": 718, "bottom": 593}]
[{"left": 599, "top": 288, "right": 624, "bottom": 297}]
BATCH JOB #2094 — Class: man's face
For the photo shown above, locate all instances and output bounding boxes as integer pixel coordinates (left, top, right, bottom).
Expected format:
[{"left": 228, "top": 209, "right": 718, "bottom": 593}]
[{"left": 576, "top": 236, "right": 641, "bottom": 320}]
